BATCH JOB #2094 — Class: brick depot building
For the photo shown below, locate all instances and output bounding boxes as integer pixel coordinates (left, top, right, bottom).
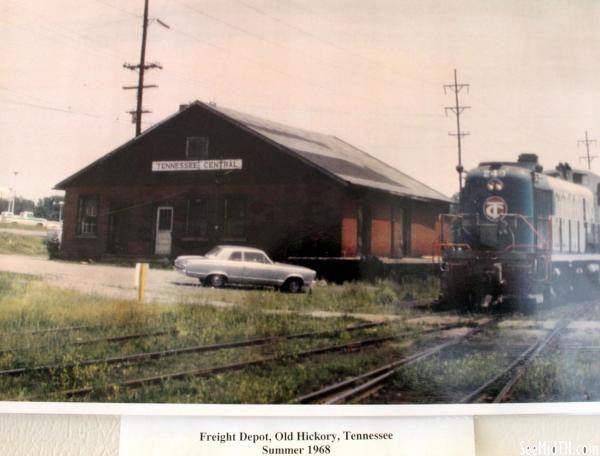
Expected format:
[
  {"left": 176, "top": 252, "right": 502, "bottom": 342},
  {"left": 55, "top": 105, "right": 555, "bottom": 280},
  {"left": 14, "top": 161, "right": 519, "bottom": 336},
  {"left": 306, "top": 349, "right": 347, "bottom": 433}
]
[{"left": 55, "top": 101, "right": 450, "bottom": 269}]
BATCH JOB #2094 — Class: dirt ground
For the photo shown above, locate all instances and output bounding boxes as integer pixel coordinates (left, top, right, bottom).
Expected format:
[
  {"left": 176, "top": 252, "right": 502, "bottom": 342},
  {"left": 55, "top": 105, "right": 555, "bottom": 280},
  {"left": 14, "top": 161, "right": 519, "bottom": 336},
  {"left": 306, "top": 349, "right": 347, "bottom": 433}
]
[{"left": 0, "top": 253, "right": 197, "bottom": 303}]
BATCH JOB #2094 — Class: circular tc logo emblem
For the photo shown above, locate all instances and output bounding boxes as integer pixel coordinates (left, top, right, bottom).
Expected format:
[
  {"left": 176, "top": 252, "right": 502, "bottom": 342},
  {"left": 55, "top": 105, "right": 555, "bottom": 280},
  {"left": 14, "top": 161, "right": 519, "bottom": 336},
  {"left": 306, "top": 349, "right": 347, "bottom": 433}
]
[{"left": 483, "top": 196, "right": 508, "bottom": 221}]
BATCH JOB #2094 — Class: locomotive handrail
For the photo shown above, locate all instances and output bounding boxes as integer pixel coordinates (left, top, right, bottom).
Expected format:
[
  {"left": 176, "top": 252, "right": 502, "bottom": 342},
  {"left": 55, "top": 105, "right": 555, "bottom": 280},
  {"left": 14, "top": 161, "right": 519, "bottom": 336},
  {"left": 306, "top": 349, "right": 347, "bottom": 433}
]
[
  {"left": 503, "top": 244, "right": 538, "bottom": 252},
  {"left": 506, "top": 213, "right": 550, "bottom": 251}
]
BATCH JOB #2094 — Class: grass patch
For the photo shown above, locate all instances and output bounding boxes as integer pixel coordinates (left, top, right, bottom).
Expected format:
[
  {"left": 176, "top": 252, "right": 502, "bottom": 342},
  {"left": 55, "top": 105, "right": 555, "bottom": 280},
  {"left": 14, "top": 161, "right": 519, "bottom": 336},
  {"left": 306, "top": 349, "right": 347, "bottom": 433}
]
[
  {"left": 371, "top": 343, "right": 511, "bottom": 403},
  {"left": 173, "top": 277, "right": 439, "bottom": 316},
  {"left": 0, "top": 233, "right": 46, "bottom": 256},
  {"left": 511, "top": 349, "right": 600, "bottom": 402},
  {"left": 0, "top": 223, "right": 47, "bottom": 231},
  {"left": 1, "top": 271, "right": 403, "bottom": 402}
]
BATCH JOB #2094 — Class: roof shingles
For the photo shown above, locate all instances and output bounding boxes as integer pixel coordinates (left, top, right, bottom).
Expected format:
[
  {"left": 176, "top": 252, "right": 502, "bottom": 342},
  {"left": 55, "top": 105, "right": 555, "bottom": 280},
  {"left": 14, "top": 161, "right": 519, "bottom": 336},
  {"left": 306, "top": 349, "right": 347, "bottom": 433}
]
[{"left": 213, "top": 103, "right": 450, "bottom": 203}]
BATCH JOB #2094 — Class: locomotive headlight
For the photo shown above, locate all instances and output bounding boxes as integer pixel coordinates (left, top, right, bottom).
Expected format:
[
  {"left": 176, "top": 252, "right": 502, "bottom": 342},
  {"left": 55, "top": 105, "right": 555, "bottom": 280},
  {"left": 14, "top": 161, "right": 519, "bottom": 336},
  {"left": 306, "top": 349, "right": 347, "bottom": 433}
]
[{"left": 487, "top": 179, "right": 504, "bottom": 191}]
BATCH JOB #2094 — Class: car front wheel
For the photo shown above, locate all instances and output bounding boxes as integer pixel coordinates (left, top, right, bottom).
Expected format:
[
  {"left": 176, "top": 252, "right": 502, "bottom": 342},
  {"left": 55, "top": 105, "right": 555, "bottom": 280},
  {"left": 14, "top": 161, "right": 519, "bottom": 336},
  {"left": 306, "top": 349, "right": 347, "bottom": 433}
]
[
  {"left": 206, "top": 274, "right": 227, "bottom": 288},
  {"left": 284, "top": 278, "right": 303, "bottom": 293}
]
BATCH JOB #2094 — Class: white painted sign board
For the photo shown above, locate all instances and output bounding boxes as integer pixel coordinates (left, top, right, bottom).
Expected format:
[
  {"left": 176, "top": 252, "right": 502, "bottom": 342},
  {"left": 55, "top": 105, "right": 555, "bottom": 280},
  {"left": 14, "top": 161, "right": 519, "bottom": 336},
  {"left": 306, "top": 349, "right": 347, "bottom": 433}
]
[{"left": 151, "top": 159, "right": 243, "bottom": 172}]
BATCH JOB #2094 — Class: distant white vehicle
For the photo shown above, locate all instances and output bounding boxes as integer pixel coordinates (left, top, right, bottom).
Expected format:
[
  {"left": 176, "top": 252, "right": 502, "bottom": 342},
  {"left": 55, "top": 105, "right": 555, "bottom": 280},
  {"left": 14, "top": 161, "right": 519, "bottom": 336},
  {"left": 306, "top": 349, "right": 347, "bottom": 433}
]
[{"left": 0, "top": 211, "right": 48, "bottom": 227}]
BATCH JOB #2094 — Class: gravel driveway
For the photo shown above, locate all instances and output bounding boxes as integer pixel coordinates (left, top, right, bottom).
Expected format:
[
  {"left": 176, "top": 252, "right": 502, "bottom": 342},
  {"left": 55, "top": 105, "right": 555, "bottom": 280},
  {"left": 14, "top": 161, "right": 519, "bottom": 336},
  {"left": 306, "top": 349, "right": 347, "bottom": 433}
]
[{"left": 0, "top": 254, "right": 201, "bottom": 303}]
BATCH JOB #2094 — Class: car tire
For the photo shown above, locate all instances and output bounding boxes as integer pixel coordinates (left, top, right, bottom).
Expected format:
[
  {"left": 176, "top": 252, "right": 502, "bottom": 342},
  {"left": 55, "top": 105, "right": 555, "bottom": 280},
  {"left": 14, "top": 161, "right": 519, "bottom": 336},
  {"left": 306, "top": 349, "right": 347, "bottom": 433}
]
[
  {"left": 284, "top": 278, "right": 303, "bottom": 293},
  {"left": 207, "top": 274, "right": 226, "bottom": 288}
]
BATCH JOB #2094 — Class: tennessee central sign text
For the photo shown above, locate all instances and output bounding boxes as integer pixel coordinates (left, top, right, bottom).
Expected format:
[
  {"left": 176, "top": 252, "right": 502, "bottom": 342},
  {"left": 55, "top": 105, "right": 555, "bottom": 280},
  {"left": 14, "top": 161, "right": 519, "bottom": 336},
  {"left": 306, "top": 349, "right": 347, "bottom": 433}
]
[{"left": 151, "top": 159, "right": 243, "bottom": 172}]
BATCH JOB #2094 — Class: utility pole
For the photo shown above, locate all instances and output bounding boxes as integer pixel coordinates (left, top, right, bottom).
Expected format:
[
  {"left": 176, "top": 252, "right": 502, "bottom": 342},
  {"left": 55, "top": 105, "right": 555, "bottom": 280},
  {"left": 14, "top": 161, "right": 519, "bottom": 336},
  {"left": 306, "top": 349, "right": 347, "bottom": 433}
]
[
  {"left": 578, "top": 131, "right": 597, "bottom": 171},
  {"left": 123, "top": 0, "right": 169, "bottom": 136},
  {"left": 444, "top": 69, "right": 470, "bottom": 195},
  {"left": 10, "top": 171, "right": 19, "bottom": 214}
]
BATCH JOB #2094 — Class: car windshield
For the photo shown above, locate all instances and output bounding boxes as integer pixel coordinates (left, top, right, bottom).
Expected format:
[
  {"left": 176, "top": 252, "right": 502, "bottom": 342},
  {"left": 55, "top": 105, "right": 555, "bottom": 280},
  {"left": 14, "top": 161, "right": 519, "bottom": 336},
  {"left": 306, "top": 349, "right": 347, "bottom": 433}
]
[{"left": 205, "top": 246, "right": 223, "bottom": 258}]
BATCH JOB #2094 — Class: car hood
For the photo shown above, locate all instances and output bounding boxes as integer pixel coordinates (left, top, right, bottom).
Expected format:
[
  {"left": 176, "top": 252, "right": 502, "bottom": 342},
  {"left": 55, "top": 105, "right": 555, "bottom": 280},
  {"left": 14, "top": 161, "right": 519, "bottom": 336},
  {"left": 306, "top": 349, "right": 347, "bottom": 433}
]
[
  {"left": 175, "top": 255, "right": 206, "bottom": 262},
  {"left": 273, "top": 262, "right": 315, "bottom": 274}
]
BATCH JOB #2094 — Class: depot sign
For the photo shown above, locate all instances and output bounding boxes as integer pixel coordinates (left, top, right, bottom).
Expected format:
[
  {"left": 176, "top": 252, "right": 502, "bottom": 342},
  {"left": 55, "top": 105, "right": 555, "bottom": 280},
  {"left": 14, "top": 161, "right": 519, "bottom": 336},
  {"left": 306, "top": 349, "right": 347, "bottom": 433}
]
[{"left": 151, "top": 159, "right": 243, "bottom": 172}]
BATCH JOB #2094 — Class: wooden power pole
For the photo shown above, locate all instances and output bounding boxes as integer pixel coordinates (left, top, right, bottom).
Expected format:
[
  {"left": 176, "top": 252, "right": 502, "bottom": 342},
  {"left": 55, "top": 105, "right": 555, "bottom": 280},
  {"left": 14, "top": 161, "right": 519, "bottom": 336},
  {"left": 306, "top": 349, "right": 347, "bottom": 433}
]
[
  {"left": 444, "top": 69, "right": 471, "bottom": 194},
  {"left": 123, "top": 0, "right": 168, "bottom": 136}
]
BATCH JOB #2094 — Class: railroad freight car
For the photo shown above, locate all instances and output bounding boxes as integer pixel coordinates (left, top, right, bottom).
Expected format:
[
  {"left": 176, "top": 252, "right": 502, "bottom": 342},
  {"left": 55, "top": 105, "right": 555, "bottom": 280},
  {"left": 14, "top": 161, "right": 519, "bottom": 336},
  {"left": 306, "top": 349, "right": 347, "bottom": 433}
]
[{"left": 438, "top": 154, "right": 600, "bottom": 312}]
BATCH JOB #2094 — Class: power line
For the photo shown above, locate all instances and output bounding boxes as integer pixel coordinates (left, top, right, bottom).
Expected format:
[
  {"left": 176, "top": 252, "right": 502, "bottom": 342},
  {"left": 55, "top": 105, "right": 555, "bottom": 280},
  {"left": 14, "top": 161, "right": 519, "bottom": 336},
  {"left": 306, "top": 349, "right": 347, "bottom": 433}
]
[
  {"left": 444, "top": 69, "right": 470, "bottom": 194},
  {"left": 0, "top": 95, "right": 152, "bottom": 127},
  {"left": 578, "top": 131, "right": 597, "bottom": 171},
  {"left": 232, "top": 0, "right": 423, "bottom": 86},
  {"left": 175, "top": 0, "right": 384, "bottom": 106},
  {"left": 0, "top": 98, "right": 100, "bottom": 117}
]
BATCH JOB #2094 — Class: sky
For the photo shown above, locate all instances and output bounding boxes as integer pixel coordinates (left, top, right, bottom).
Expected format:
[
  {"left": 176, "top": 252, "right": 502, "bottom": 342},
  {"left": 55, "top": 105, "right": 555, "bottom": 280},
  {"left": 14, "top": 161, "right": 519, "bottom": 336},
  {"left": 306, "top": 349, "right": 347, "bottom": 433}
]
[{"left": 2, "top": 0, "right": 600, "bottom": 201}]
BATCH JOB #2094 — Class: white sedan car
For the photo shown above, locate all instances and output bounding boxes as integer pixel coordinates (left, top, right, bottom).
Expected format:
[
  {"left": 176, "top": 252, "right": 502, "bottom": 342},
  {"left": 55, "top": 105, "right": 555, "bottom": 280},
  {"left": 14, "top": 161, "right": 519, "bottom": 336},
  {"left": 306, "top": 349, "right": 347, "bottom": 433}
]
[{"left": 174, "top": 245, "right": 316, "bottom": 293}]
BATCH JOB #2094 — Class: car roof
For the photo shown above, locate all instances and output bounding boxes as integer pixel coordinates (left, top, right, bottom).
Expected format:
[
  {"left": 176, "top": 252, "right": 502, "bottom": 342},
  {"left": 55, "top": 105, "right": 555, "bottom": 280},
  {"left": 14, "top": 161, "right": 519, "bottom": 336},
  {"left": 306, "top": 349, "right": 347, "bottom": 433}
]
[{"left": 216, "top": 245, "right": 266, "bottom": 253}]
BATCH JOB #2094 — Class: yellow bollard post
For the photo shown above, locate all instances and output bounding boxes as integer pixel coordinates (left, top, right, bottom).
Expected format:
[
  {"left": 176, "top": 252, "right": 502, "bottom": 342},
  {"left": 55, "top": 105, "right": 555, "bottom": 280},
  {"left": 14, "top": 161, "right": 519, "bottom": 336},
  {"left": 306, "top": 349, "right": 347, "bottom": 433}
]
[{"left": 136, "top": 263, "right": 148, "bottom": 302}]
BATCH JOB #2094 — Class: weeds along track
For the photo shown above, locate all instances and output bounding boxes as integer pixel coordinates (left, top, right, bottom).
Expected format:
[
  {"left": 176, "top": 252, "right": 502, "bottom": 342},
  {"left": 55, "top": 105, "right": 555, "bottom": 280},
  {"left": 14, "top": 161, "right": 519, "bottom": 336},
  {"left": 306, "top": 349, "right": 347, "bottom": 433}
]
[
  {"left": 60, "top": 334, "right": 396, "bottom": 398},
  {"left": 0, "top": 329, "right": 177, "bottom": 357},
  {"left": 0, "top": 322, "right": 389, "bottom": 378},
  {"left": 54, "top": 321, "right": 473, "bottom": 399},
  {"left": 294, "top": 300, "right": 596, "bottom": 405},
  {"left": 291, "top": 317, "right": 498, "bottom": 404},
  {"left": 0, "top": 324, "right": 96, "bottom": 338},
  {"left": 459, "top": 300, "right": 596, "bottom": 404}
]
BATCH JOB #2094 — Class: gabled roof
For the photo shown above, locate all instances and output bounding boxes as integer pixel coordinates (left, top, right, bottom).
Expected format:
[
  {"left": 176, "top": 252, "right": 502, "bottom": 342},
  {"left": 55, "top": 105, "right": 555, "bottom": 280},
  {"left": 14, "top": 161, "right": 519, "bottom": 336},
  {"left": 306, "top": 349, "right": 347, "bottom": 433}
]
[
  {"left": 56, "top": 101, "right": 451, "bottom": 203},
  {"left": 208, "top": 103, "right": 450, "bottom": 203}
]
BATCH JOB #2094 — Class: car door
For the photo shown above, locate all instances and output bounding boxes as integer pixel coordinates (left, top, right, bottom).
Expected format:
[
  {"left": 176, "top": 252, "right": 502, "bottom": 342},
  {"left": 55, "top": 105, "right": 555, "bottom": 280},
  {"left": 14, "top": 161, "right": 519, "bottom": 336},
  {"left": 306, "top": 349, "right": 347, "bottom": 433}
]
[
  {"left": 242, "top": 251, "right": 276, "bottom": 285},
  {"left": 225, "top": 250, "right": 245, "bottom": 283}
]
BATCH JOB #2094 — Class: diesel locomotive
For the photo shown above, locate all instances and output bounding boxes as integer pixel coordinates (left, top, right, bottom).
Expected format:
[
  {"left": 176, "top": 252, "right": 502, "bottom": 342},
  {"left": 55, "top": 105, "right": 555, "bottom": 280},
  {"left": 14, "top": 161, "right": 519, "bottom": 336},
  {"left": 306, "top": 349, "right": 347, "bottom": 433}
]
[{"left": 438, "top": 154, "right": 600, "bottom": 312}]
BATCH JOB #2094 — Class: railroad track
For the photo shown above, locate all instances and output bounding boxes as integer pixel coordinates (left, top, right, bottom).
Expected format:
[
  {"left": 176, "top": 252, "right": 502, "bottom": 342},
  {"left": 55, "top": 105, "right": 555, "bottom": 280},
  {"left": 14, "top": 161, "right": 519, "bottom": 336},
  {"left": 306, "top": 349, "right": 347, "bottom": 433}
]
[
  {"left": 57, "top": 320, "right": 480, "bottom": 398},
  {"left": 0, "top": 324, "right": 96, "bottom": 338},
  {"left": 0, "top": 329, "right": 177, "bottom": 357},
  {"left": 292, "top": 300, "right": 595, "bottom": 405},
  {"left": 291, "top": 317, "right": 498, "bottom": 404},
  {"left": 0, "top": 321, "right": 390, "bottom": 377},
  {"left": 60, "top": 334, "right": 396, "bottom": 398},
  {"left": 460, "top": 301, "right": 594, "bottom": 403}
]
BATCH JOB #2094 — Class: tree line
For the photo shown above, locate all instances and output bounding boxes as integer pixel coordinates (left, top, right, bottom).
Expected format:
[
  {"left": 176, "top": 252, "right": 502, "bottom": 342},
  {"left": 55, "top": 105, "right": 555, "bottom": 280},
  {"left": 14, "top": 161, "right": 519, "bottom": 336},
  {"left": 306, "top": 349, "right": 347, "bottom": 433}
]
[{"left": 0, "top": 195, "right": 64, "bottom": 221}]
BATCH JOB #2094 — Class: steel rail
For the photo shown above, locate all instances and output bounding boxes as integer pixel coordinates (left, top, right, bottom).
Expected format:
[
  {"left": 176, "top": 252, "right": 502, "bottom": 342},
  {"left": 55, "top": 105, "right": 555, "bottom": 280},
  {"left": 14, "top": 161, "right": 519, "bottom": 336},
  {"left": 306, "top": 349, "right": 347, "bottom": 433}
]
[
  {"left": 460, "top": 302, "right": 592, "bottom": 404},
  {"left": 60, "top": 335, "right": 398, "bottom": 397},
  {"left": 0, "top": 329, "right": 176, "bottom": 357},
  {"left": 292, "top": 318, "right": 496, "bottom": 404},
  {"left": 0, "top": 321, "right": 389, "bottom": 377},
  {"left": 0, "top": 325, "right": 95, "bottom": 337}
]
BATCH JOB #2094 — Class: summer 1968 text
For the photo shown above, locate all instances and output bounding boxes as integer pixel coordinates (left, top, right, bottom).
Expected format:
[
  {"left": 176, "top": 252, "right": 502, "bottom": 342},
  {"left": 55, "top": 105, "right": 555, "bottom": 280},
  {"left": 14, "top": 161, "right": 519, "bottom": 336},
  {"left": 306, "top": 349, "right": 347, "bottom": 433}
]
[{"left": 199, "top": 431, "right": 394, "bottom": 454}]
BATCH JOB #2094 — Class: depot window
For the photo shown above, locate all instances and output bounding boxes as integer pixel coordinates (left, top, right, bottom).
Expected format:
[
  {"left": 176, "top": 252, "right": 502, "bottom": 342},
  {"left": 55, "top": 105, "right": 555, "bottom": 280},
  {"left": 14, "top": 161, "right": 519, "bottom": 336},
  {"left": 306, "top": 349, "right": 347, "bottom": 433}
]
[
  {"left": 186, "top": 136, "right": 209, "bottom": 159},
  {"left": 186, "top": 197, "right": 209, "bottom": 238},
  {"left": 223, "top": 196, "right": 246, "bottom": 239},
  {"left": 77, "top": 196, "right": 98, "bottom": 237}
]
